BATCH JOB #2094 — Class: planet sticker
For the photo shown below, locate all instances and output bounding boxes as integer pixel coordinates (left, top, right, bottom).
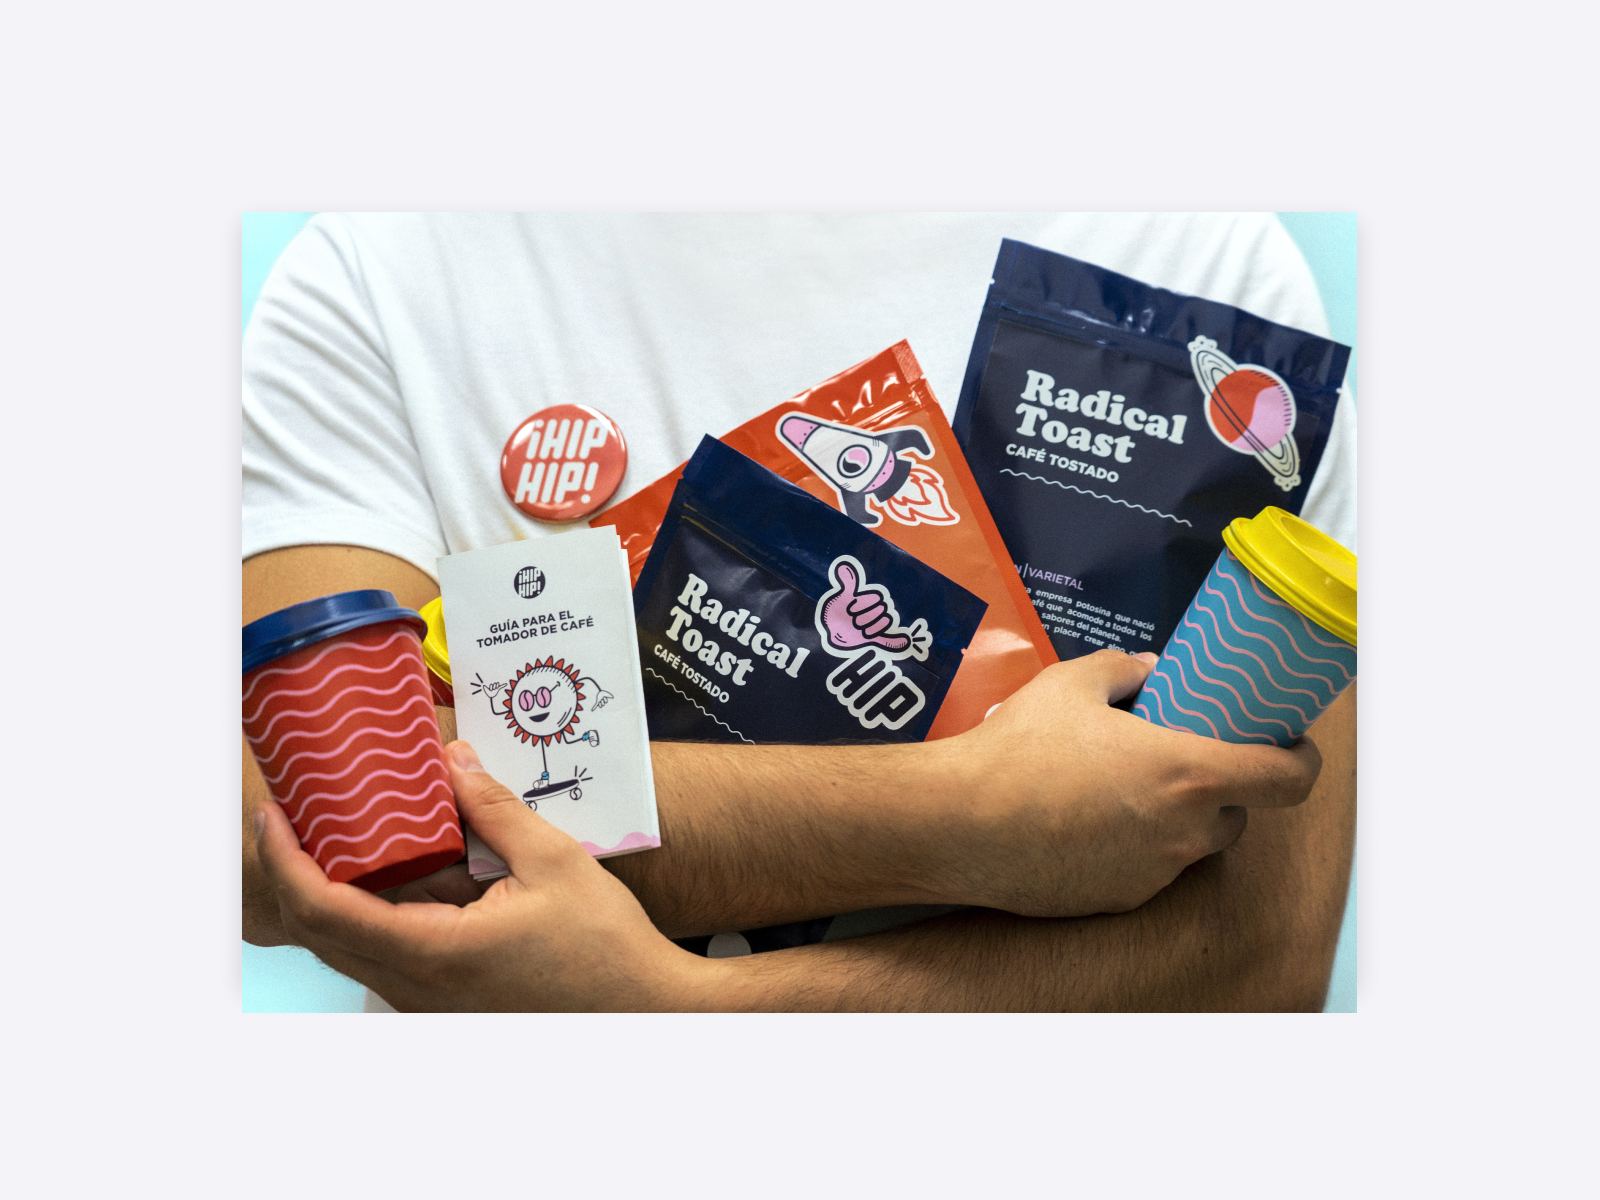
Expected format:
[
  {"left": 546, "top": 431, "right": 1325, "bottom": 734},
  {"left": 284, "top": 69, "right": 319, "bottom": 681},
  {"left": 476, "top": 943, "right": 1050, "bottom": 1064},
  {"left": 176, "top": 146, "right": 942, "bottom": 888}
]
[{"left": 1188, "top": 337, "right": 1302, "bottom": 492}]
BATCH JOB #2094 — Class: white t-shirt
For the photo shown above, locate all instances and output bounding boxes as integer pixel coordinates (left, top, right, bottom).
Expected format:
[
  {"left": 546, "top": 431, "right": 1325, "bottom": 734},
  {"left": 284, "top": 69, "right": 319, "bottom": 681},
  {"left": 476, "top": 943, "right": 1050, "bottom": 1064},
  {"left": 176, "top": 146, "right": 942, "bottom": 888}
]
[
  {"left": 244, "top": 213, "right": 1355, "bottom": 573},
  {"left": 243, "top": 213, "right": 1357, "bottom": 994}
]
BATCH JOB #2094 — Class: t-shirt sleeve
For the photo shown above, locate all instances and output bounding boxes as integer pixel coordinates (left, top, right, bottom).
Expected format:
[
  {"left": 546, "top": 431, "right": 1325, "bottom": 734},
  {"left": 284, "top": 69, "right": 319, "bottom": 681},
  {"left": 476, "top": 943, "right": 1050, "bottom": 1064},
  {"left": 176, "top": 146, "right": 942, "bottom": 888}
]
[
  {"left": 243, "top": 215, "right": 450, "bottom": 580},
  {"left": 1301, "top": 382, "right": 1357, "bottom": 554}
]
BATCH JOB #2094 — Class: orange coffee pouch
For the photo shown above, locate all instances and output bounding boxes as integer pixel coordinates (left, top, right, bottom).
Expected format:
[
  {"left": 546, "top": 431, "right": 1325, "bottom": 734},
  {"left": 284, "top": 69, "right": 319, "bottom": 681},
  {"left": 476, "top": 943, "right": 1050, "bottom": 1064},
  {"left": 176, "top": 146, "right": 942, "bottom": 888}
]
[{"left": 592, "top": 341, "right": 1054, "bottom": 738}]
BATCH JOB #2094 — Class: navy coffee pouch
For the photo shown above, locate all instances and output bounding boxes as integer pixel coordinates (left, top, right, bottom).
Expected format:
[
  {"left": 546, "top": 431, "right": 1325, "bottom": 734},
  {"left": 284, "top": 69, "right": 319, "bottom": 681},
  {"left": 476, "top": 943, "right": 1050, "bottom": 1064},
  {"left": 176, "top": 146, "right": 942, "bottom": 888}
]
[
  {"left": 953, "top": 239, "right": 1350, "bottom": 663},
  {"left": 634, "top": 436, "right": 987, "bottom": 745}
]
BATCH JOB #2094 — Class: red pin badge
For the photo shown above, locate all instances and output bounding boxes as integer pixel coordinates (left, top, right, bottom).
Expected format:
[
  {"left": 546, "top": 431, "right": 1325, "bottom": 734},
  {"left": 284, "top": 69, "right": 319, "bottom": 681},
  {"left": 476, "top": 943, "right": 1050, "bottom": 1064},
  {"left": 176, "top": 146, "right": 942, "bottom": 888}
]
[{"left": 500, "top": 404, "right": 628, "bottom": 523}]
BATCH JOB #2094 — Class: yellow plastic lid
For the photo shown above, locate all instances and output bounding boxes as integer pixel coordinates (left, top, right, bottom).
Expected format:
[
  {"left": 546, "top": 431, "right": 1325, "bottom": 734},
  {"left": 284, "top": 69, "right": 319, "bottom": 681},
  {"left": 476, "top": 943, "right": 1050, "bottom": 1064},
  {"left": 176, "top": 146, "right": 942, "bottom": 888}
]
[
  {"left": 1221, "top": 506, "right": 1357, "bottom": 646},
  {"left": 418, "top": 596, "right": 452, "bottom": 684}
]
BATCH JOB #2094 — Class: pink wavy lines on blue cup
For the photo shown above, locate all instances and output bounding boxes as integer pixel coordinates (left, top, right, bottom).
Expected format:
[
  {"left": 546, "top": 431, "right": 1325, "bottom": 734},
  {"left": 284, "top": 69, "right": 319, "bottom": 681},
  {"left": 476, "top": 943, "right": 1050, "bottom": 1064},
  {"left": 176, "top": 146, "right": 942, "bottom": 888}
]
[{"left": 1132, "top": 548, "right": 1356, "bottom": 746}]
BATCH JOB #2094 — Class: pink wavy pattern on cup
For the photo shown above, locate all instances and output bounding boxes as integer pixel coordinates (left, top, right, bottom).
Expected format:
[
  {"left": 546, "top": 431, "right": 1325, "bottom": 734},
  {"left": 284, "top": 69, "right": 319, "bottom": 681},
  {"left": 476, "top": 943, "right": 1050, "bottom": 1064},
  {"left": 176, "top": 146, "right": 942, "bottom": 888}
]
[
  {"left": 1163, "top": 654, "right": 1229, "bottom": 740},
  {"left": 274, "top": 739, "right": 445, "bottom": 811},
  {"left": 1187, "top": 602, "right": 1321, "bottom": 715},
  {"left": 1156, "top": 677, "right": 1216, "bottom": 736},
  {"left": 245, "top": 637, "right": 424, "bottom": 747},
  {"left": 320, "top": 822, "right": 464, "bottom": 877},
  {"left": 1167, "top": 635, "right": 1290, "bottom": 743},
  {"left": 1205, "top": 571, "right": 1335, "bottom": 690},
  {"left": 296, "top": 781, "right": 456, "bottom": 845},
  {"left": 251, "top": 692, "right": 435, "bottom": 770},
  {"left": 243, "top": 629, "right": 415, "bottom": 714},
  {"left": 1139, "top": 684, "right": 1185, "bottom": 731},
  {"left": 249, "top": 676, "right": 429, "bottom": 756},
  {"left": 1136, "top": 548, "right": 1355, "bottom": 747},
  {"left": 244, "top": 624, "right": 460, "bottom": 888},
  {"left": 282, "top": 757, "right": 453, "bottom": 823},
  {"left": 257, "top": 712, "right": 442, "bottom": 788},
  {"left": 1245, "top": 570, "right": 1355, "bottom": 664},
  {"left": 1232, "top": 568, "right": 1355, "bottom": 680},
  {"left": 241, "top": 659, "right": 419, "bottom": 732},
  {"left": 1181, "top": 612, "right": 1311, "bottom": 727},
  {"left": 307, "top": 796, "right": 458, "bottom": 856}
]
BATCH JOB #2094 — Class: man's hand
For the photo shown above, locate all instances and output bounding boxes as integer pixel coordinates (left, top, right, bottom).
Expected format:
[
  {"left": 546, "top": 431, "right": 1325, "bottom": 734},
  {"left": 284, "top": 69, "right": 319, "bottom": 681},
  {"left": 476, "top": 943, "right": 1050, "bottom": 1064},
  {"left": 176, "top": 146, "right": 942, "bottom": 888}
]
[
  {"left": 244, "top": 544, "right": 1348, "bottom": 1011},
  {"left": 612, "top": 649, "right": 1322, "bottom": 935},
  {"left": 929, "top": 649, "right": 1322, "bottom": 918},
  {"left": 256, "top": 740, "right": 713, "bottom": 1012}
]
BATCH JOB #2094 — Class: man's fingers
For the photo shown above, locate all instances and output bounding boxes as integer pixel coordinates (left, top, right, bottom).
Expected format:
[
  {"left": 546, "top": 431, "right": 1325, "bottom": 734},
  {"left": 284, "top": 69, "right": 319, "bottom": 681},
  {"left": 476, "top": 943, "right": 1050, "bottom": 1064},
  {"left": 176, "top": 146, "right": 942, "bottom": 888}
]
[
  {"left": 1186, "top": 737, "right": 1323, "bottom": 810},
  {"left": 1062, "top": 648, "right": 1159, "bottom": 704},
  {"left": 1207, "top": 805, "right": 1249, "bottom": 855},
  {"left": 255, "top": 798, "right": 460, "bottom": 964},
  {"left": 379, "top": 861, "right": 484, "bottom": 907},
  {"left": 445, "top": 740, "right": 588, "bottom": 880}
]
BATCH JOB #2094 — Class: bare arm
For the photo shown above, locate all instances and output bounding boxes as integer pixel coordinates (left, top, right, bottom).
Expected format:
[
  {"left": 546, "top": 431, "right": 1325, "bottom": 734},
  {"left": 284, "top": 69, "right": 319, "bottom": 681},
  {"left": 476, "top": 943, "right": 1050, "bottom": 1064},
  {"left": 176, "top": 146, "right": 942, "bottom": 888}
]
[
  {"left": 245, "top": 546, "right": 1320, "bottom": 942},
  {"left": 248, "top": 545, "right": 1352, "bottom": 1009},
  {"left": 257, "top": 682, "right": 1353, "bottom": 1011},
  {"left": 703, "top": 682, "right": 1355, "bottom": 1011}
]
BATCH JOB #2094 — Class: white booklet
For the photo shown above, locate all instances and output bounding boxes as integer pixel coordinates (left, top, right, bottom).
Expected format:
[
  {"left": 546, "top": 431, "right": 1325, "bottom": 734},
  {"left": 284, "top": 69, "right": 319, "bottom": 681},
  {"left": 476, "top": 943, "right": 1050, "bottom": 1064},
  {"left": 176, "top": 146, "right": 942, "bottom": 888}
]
[{"left": 438, "top": 527, "right": 659, "bottom": 882}]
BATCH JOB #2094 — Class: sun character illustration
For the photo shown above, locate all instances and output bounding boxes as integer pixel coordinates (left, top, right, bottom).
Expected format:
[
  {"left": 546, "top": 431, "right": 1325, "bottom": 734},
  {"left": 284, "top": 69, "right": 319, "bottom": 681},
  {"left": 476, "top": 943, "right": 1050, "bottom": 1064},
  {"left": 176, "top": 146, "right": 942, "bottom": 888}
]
[
  {"left": 491, "top": 657, "right": 613, "bottom": 808},
  {"left": 502, "top": 657, "right": 587, "bottom": 744}
]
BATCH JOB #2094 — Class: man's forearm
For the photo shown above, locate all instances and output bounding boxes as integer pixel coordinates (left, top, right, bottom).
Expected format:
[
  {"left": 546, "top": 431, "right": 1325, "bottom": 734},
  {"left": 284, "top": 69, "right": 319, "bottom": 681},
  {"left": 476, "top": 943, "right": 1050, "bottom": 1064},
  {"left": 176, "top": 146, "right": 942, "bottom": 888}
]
[
  {"left": 243, "top": 542, "right": 1353, "bottom": 1014},
  {"left": 692, "top": 684, "right": 1356, "bottom": 1012},
  {"left": 606, "top": 740, "right": 970, "bottom": 938},
  {"left": 241, "top": 544, "right": 962, "bottom": 945}
]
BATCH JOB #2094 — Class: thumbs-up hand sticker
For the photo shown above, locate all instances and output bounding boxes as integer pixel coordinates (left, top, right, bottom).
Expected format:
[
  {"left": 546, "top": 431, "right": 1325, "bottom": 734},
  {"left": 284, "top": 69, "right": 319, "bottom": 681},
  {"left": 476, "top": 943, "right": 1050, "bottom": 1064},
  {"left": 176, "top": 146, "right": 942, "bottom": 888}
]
[{"left": 816, "top": 555, "right": 932, "bottom": 661}]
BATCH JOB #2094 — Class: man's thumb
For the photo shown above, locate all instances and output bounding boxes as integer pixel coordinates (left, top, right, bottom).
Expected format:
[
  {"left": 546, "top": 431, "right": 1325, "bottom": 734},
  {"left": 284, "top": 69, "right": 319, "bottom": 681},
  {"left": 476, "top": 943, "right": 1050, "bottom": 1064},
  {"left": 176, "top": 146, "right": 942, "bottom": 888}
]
[
  {"left": 1072, "top": 648, "right": 1160, "bottom": 705},
  {"left": 445, "top": 740, "right": 581, "bottom": 878}
]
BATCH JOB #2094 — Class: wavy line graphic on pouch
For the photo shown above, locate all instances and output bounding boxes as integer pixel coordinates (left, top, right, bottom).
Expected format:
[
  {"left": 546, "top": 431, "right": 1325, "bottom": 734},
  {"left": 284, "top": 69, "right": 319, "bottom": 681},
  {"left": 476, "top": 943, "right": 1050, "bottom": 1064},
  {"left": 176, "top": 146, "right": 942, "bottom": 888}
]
[
  {"left": 481, "top": 656, "right": 614, "bottom": 809},
  {"left": 997, "top": 468, "right": 1193, "bottom": 526},
  {"left": 644, "top": 667, "right": 754, "bottom": 744},
  {"left": 1187, "top": 336, "right": 1301, "bottom": 492}
]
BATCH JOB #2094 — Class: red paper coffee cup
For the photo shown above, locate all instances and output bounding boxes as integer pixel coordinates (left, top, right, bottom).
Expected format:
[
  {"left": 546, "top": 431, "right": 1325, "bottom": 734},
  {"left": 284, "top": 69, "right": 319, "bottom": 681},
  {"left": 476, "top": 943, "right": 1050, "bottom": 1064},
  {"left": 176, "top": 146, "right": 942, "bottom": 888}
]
[{"left": 243, "top": 590, "right": 463, "bottom": 892}]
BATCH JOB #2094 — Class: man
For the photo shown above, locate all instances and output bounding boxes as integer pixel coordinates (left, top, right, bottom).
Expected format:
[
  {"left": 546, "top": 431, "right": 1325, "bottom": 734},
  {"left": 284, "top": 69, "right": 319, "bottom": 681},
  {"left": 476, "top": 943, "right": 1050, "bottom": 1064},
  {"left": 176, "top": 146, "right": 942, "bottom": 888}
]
[{"left": 244, "top": 213, "right": 1356, "bottom": 1010}]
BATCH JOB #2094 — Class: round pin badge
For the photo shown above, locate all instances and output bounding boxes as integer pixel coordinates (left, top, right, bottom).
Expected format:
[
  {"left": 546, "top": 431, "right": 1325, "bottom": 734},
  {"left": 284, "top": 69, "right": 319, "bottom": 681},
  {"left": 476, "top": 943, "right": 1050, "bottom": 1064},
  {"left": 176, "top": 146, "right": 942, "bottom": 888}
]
[{"left": 500, "top": 404, "right": 628, "bottom": 523}]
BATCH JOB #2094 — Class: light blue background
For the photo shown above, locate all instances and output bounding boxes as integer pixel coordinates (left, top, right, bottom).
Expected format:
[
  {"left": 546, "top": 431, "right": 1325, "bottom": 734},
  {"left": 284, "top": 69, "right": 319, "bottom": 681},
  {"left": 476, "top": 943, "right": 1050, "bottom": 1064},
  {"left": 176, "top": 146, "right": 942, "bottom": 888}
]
[{"left": 241, "top": 212, "right": 1358, "bottom": 1013}]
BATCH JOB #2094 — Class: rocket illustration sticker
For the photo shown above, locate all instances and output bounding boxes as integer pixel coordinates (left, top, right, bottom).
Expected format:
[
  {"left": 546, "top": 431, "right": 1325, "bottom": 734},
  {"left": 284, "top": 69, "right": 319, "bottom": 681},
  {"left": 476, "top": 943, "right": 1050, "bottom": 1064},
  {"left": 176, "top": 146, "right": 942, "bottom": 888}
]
[
  {"left": 1188, "top": 337, "right": 1301, "bottom": 491},
  {"left": 776, "top": 414, "right": 958, "bottom": 528}
]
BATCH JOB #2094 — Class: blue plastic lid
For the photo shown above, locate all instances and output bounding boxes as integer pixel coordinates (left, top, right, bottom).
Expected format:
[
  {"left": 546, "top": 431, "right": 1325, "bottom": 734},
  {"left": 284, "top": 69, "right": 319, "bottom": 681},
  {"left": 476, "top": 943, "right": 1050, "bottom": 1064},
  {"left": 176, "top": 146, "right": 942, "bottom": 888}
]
[{"left": 243, "top": 590, "right": 427, "bottom": 675}]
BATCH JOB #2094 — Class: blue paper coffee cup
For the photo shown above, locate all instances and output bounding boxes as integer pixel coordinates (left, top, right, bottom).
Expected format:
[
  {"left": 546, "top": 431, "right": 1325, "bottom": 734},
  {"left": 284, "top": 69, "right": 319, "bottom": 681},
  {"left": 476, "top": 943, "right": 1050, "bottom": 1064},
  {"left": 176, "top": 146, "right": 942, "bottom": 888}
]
[{"left": 1132, "top": 508, "right": 1356, "bottom": 746}]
